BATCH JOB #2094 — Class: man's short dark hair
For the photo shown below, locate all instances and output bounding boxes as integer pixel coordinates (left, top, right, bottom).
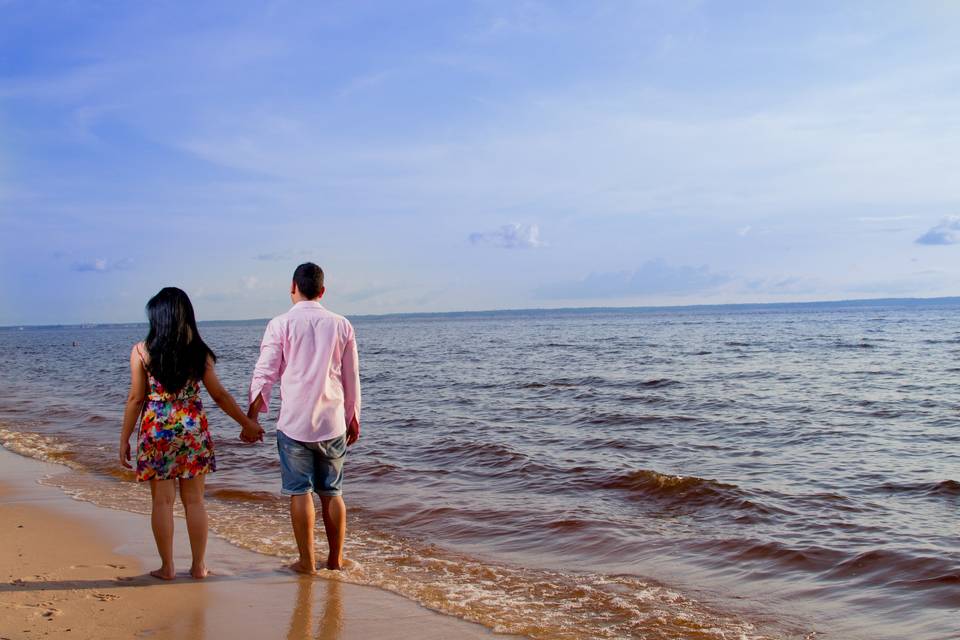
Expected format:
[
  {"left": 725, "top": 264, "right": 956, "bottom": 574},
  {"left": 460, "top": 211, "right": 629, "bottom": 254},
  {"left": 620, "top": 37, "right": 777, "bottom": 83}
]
[{"left": 293, "top": 263, "right": 324, "bottom": 299}]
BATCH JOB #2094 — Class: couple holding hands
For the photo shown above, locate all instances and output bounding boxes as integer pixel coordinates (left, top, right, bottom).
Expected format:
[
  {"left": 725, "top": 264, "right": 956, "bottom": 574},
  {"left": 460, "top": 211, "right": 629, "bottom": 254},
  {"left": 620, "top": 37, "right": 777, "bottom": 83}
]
[{"left": 119, "top": 263, "right": 361, "bottom": 579}]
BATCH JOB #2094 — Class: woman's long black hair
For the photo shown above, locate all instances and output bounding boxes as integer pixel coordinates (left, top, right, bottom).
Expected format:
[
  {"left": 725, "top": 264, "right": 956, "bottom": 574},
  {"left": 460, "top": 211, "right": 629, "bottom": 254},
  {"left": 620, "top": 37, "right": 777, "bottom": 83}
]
[{"left": 144, "top": 287, "right": 216, "bottom": 393}]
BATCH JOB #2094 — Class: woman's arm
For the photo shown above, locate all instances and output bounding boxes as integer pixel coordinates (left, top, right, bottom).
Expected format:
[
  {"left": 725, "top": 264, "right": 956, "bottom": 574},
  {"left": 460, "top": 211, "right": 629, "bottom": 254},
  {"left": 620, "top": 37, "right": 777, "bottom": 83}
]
[
  {"left": 120, "top": 344, "right": 147, "bottom": 469},
  {"left": 202, "top": 358, "right": 264, "bottom": 442}
]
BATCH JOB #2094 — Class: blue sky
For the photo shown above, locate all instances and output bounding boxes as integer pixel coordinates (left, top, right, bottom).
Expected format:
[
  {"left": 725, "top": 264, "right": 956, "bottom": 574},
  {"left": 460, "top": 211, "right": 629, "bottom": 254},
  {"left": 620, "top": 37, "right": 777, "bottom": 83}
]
[{"left": 2, "top": 1, "right": 960, "bottom": 325}]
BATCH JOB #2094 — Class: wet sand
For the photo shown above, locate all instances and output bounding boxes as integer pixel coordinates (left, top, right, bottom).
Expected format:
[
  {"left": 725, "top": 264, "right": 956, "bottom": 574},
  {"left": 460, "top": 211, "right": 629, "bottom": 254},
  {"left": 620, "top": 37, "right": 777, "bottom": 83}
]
[{"left": 0, "top": 446, "right": 513, "bottom": 640}]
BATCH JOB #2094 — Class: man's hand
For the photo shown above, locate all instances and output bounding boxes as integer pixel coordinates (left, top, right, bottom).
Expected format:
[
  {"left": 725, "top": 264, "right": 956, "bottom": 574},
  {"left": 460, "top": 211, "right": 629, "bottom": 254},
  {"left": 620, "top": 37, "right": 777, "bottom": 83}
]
[
  {"left": 120, "top": 439, "right": 132, "bottom": 469},
  {"left": 240, "top": 417, "right": 265, "bottom": 443},
  {"left": 346, "top": 415, "right": 360, "bottom": 446}
]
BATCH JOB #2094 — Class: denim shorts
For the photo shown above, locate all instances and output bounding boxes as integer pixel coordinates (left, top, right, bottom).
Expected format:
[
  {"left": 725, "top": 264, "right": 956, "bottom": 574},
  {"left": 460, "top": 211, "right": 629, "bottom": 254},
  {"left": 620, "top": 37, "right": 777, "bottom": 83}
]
[{"left": 276, "top": 430, "right": 347, "bottom": 497}]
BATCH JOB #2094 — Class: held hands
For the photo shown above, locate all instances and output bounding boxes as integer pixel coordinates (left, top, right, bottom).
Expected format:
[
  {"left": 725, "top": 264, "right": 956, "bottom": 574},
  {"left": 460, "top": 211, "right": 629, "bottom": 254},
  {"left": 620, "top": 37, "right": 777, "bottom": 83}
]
[{"left": 240, "top": 415, "right": 265, "bottom": 444}]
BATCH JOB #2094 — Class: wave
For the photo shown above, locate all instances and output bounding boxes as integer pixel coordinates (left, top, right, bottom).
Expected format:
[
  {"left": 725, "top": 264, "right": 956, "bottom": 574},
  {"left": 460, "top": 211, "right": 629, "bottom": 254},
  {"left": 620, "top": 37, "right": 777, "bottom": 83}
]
[
  {"left": 519, "top": 375, "right": 607, "bottom": 389},
  {"left": 921, "top": 337, "right": 960, "bottom": 344},
  {"left": 698, "top": 538, "right": 960, "bottom": 597},
  {"left": 638, "top": 378, "right": 680, "bottom": 388},
  {"left": 699, "top": 539, "right": 847, "bottom": 573},
  {"left": 821, "top": 549, "right": 956, "bottom": 587},
  {"left": 874, "top": 479, "right": 960, "bottom": 499},
  {"left": 833, "top": 341, "right": 877, "bottom": 349},
  {"left": 582, "top": 413, "right": 673, "bottom": 427},
  {"left": 519, "top": 377, "right": 680, "bottom": 391},
  {"left": 207, "top": 488, "right": 279, "bottom": 503},
  {"left": 593, "top": 469, "right": 773, "bottom": 515},
  {"left": 417, "top": 438, "right": 534, "bottom": 473},
  {"left": 0, "top": 427, "right": 81, "bottom": 468},
  {"left": 1, "top": 431, "right": 778, "bottom": 640}
]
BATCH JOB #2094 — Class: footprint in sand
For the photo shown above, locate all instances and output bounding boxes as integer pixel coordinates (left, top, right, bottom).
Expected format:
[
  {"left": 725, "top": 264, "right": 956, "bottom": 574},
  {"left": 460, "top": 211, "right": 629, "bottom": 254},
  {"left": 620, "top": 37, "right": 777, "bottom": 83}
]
[
  {"left": 25, "top": 601, "right": 54, "bottom": 609},
  {"left": 106, "top": 564, "right": 127, "bottom": 569},
  {"left": 93, "top": 593, "right": 120, "bottom": 602}
]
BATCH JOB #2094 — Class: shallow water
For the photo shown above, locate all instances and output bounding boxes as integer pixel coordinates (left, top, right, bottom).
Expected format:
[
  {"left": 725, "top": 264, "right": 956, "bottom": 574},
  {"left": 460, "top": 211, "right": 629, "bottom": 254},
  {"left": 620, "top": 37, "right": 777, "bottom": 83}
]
[{"left": 1, "top": 300, "right": 958, "bottom": 639}]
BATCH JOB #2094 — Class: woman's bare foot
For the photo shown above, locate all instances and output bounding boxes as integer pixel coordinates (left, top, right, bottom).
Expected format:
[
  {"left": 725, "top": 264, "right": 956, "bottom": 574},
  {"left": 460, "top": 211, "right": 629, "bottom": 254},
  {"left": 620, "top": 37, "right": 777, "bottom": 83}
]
[
  {"left": 289, "top": 559, "right": 316, "bottom": 575},
  {"left": 150, "top": 566, "right": 176, "bottom": 580},
  {"left": 190, "top": 564, "right": 209, "bottom": 579}
]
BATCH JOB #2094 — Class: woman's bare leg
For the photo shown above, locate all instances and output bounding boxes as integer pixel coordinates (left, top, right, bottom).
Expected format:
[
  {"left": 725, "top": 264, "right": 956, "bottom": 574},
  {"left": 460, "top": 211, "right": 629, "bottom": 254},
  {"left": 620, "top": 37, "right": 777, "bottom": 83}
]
[
  {"left": 179, "top": 475, "right": 208, "bottom": 579},
  {"left": 149, "top": 478, "right": 177, "bottom": 579}
]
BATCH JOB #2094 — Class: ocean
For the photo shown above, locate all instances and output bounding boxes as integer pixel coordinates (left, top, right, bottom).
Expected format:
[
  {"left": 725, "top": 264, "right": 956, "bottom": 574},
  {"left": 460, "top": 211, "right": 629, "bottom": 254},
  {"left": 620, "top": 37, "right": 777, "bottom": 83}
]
[{"left": 1, "top": 299, "right": 957, "bottom": 639}]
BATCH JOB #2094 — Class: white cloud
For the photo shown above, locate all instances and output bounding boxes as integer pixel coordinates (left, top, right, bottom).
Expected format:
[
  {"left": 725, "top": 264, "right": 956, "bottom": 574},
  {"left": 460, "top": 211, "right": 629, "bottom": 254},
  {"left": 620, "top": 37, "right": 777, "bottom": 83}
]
[
  {"left": 469, "top": 223, "right": 543, "bottom": 249},
  {"left": 71, "top": 257, "right": 133, "bottom": 272},
  {"left": 915, "top": 216, "right": 960, "bottom": 245},
  {"left": 737, "top": 225, "right": 752, "bottom": 237}
]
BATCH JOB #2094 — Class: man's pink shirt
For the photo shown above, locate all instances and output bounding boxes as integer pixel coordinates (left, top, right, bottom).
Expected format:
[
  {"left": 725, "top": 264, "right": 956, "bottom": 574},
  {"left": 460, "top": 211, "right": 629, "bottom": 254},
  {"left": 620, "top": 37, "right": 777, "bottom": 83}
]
[{"left": 249, "top": 301, "right": 361, "bottom": 443}]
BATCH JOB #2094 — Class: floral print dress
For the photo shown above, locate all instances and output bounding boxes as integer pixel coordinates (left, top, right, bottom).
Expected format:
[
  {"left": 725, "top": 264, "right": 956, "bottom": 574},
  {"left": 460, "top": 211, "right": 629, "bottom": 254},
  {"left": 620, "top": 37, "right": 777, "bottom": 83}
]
[{"left": 136, "top": 347, "right": 216, "bottom": 482}]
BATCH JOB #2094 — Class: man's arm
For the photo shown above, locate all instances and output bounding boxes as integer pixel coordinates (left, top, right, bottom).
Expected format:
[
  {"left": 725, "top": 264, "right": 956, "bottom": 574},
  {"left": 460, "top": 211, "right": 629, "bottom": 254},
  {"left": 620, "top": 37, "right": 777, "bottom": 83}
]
[
  {"left": 342, "top": 322, "right": 361, "bottom": 446},
  {"left": 247, "top": 394, "right": 264, "bottom": 420},
  {"left": 249, "top": 319, "right": 284, "bottom": 417}
]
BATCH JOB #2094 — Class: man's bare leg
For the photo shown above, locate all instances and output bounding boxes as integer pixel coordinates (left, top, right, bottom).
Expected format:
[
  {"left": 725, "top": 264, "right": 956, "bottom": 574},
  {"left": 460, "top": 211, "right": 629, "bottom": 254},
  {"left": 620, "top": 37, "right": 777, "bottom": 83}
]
[
  {"left": 320, "top": 495, "right": 346, "bottom": 570},
  {"left": 149, "top": 479, "right": 177, "bottom": 580},
  {"left": 290, "top": 494, "right": 317, "bottom": 574},
  {"left": 179, "top": 475, "right": 209, "bottom": 579}
]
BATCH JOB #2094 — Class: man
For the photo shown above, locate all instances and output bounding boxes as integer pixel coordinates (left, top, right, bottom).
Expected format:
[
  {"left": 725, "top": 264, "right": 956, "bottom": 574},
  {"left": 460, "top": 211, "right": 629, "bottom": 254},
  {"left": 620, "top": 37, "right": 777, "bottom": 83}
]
[{"left": 248, "top": 262, "right": 361, "bottom": 573}]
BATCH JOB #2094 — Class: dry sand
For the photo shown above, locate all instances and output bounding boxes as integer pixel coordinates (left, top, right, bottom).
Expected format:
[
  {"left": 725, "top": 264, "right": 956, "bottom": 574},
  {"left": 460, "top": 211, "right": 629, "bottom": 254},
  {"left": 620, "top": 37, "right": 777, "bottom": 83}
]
[{"left": 0, "top": 447, "right": 513, "bottom": 639}]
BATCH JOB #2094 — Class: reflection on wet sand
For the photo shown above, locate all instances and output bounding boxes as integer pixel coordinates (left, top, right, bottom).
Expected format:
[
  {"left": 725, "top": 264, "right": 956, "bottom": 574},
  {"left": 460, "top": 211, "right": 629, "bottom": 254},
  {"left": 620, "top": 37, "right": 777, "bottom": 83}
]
[
  {"left": 288, "top": 576, "right": 344, "bottom": 640},
  {"left": 154, "top": 583, "right": 208, "bottom": 638}
]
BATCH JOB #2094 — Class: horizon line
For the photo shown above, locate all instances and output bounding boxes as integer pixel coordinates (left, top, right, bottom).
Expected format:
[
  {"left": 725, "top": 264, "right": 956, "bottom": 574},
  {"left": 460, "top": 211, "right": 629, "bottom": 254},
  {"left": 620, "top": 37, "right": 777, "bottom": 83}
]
[{"left": 3, "top": 294, "right": 960, "bottom": 330}]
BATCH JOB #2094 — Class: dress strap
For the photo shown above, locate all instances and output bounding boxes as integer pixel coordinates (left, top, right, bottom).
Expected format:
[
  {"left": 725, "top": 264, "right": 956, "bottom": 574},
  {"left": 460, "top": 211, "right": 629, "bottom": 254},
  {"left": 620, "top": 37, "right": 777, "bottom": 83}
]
[{"left": 135, "top": 343, "right": 147, "bottom": 368}]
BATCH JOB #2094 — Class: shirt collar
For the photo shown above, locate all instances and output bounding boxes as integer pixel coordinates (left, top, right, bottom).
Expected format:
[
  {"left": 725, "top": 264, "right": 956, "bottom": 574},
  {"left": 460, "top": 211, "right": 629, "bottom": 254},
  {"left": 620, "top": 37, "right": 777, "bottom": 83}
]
[{"left": 293, "top": 300, "right": 324, "bottom": 309}]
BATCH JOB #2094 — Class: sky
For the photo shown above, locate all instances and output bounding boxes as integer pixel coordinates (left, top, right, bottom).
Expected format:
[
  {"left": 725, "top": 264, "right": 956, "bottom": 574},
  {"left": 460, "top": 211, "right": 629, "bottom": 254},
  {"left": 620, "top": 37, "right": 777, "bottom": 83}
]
[{"left": 2, "top": 1, "right": 960, "bottom": 325}]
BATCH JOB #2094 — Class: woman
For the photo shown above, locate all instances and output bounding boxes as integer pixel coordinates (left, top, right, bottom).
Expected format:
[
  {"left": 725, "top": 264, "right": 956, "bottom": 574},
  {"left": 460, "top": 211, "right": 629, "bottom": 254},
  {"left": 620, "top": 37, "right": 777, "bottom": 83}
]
[{"left": 119, "top": 287, "right": 263, "bottom": 580}]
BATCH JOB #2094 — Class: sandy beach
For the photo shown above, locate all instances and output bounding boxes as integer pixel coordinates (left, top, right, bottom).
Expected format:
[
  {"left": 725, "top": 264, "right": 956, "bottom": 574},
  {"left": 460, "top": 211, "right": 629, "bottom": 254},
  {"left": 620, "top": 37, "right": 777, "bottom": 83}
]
[{"left": 0, "top": 446, "right": 512, "bottom": 640}]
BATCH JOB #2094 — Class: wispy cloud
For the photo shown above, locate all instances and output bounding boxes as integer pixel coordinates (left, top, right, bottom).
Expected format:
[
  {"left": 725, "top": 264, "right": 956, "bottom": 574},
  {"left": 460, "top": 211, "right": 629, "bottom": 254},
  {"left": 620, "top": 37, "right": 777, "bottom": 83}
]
[
  {"left": 538, "top": 259, "right": 729, "bottom": 299},
  {"left": 469, "top": 223, "right": 543, "bottom": 249},
  {"left": 915, "top": 216, "right": 960, "bottom": 245},
  {"left": 856, "top": 215, "right": 916, "bottom": 223},
  {"left": 253, "top": 250, "right": 314, "bottom": 262},
  {"left": 741, "top": 275, "right": 823, "bottom": 295},
  {"left": 71, "top": 257, "right": 133, "bottom": 273}
]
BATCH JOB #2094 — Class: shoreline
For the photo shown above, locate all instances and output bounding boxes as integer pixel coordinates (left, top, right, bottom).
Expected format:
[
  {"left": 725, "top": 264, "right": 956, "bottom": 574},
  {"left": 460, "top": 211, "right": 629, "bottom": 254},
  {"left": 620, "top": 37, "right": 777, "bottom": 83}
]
[
  {"left": 0, "top": 446, "right": 514, "bottom": 639},
  {"left": 3, "top": 294, "right": 959, "bottom": 329}
]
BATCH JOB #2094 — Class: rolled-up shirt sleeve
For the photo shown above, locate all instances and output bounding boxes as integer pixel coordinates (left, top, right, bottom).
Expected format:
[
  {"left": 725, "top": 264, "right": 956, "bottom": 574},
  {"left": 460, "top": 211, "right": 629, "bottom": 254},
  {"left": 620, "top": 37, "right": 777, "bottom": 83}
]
[
  {"left": 342, "top": 321, "right": 361, "bottom": 427},
  {"left": 249, "top": 318, "right": 284, "bottom": 414}
]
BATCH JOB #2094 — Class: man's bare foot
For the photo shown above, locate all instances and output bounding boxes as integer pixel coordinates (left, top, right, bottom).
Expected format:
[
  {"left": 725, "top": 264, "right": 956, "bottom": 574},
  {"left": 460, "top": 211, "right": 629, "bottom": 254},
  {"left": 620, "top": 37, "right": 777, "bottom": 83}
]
[
  {"left": 289, "top": 560, "right": 316, "bottom": 575},
  {"left": 190, "top": 564, "right": 209, "bottom": 579},
  {"left": 150, "top": 567, "right": 176, "bottom": 580},
  {"left": 325, "top": 552, "right": 346, "bottom": 571}
]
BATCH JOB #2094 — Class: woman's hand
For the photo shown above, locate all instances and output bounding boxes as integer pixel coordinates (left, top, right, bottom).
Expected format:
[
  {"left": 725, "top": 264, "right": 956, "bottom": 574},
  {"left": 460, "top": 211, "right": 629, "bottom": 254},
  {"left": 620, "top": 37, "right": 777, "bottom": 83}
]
[
  {"left": 119, "top": 343, "right": 147, "bottom": 470},
  {"left": 120, "top": 438, "right": 132, "bottom": 469}
]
